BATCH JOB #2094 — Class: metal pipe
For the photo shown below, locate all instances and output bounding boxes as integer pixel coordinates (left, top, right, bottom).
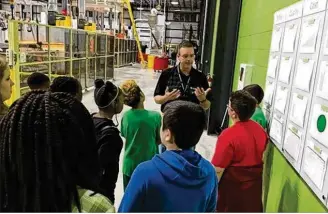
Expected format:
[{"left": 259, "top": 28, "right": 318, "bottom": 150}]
[
  {"left": 108, "top": 8, "right": 112, "bottom": 30},
  {"left": 200, "top": 0, "right": 208, "bottom": 64},
  {"left": 114, "top": 4, "right": 117, "bottom": 31},
  {"left": 162, "top": 0, "right": 166, "bottom": 50},
  {"left": 48, "top": 0, "right": 58, "bottom": 12},
  {"left": 61, "top": 0, "right": 68, "bottom": 15},
  {"left": 78, "top": 0, "right": 85, "bottom": 19},
  {"left": 118, "top": 11, "right": 121, "bottom": 33},
  {"left": 101, "top": 12, "right": 104, "bottom": 30}
]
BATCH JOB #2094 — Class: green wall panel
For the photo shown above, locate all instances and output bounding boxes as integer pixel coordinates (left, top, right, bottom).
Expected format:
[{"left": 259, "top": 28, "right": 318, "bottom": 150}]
[
  {"left": 232, "top": 0, "right": 328, "bottom": 212},
  {"left": 263, "top": 144, "right": 327, "bottom": 212}
]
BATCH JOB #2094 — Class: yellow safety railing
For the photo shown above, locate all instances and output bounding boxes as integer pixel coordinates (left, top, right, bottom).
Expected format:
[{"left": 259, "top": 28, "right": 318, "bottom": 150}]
[{"left": 5, "top": 20, "right": 115, "bottom": 105}]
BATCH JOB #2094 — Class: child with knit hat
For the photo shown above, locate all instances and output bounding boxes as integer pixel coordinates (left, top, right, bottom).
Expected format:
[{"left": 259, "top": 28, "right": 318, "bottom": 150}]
[{"left": 120, "top": 80, "right": 161, "bottom": 190}]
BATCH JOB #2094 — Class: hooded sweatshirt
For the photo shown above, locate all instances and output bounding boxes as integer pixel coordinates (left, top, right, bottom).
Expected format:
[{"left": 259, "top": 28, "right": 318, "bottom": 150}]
[{"left": 118, "top": 150, "right": 218, "bottom": 212}]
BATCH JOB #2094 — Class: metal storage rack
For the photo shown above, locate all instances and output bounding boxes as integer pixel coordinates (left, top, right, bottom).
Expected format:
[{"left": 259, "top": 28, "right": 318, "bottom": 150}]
[
  {"left": 6, "top": 20, "right": 115, "bottom": 105},
  {"left": 114, "top": 38, "right": 138, "bottom": 67}
]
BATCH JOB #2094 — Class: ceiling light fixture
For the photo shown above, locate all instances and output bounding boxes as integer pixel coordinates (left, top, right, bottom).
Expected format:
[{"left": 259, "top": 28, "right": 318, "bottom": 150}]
[{"left": 171, "top": 1, "right": 179, "bottom": 5}]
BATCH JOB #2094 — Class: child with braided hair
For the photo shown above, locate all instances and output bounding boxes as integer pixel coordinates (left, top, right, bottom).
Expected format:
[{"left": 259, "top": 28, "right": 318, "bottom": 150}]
[
  {"left": 0, "top": 91, "right": 114, "bottom": 212},
  {"left": 0, "top": 55, "right": 14, "bottom": 120},
  {"left": 120, "top": 80, "right": 161, "bottom": 190}
]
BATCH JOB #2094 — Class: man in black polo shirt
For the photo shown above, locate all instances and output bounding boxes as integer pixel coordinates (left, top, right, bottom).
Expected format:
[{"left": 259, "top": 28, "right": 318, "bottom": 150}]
[{"left": 154, "top": 41, "right": 211, "bottom": 112}]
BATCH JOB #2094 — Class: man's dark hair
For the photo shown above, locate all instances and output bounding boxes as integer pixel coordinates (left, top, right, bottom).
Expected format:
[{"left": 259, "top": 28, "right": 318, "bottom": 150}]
[
  {"left": 0, "top": 91, "right": 100, "bottom": 212},
  {"left": 27, "top": 72, "right": 50, "bottom": 90},
  {"left": 230, "top": 90, "right": 257, "bottom": 122},
  {"left": 163, "top": 100, "right": 206, "bottom": 149},
  {"left": 50, "top": 77, "right": 83, "bottom": 101},
  {"left": 243, "top": 84, "right": 264, "bottom": 104},
  {"left": 178, "top": 41, "right": 194, "bottom": 51}
]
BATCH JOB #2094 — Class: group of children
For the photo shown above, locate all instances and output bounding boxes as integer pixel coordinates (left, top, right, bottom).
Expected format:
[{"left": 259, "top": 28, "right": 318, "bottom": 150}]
[
  {"left": 25, "top": 73, "right": 165, "bottom": 211},
  {"left": 0, "top": 62, "right": 269, "bottom": 212},
  {"left": 21, "top": 72, "right": 220, "bottom": 212},
  {"left": 89, "top": 76, "right": 269, "bottom": 212}
]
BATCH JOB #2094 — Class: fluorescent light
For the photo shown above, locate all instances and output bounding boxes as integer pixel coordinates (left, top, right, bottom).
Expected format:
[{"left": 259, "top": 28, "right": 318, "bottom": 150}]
[{"left": 171, "top": 1, "right": 179, "bottom": 5}]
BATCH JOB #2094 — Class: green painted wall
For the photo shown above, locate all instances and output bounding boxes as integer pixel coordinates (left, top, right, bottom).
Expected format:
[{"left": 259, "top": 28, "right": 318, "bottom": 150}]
[{"left": 232, "top": 0, "right": 328, "bottom": 212}]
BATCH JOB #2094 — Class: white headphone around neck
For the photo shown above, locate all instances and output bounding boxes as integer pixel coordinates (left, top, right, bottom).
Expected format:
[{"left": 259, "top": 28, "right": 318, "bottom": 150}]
[{"left": 96, "top": 85, "right": 119, "bottom": 108}]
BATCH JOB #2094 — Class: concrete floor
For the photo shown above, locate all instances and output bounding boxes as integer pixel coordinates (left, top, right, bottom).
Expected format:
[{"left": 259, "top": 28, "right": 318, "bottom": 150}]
[{"left": 82, "top": 65, "right": 218, "bottom": 209}]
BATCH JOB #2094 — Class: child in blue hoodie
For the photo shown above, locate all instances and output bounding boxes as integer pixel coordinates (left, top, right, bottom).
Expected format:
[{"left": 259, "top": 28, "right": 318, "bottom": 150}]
[{"left": 119, "top": 100, "right": 218, "bottom": 212}]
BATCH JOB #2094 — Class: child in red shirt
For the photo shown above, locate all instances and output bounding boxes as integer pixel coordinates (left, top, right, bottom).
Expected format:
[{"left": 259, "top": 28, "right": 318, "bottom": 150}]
[{"left": 211, "top": 90, "right": 268, "bottom": 212}]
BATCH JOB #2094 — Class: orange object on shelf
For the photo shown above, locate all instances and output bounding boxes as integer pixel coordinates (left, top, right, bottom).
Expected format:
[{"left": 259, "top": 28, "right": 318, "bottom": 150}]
[
  {"left": 116, "top": 33, "right": 125, "bottom": 39},
  {"left": 154, "top": 57, "right": 169, "bottom": 71}
]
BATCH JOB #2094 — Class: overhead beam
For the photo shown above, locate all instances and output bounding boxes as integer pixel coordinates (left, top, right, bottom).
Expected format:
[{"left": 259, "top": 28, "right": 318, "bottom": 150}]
[
  {"left": 182, "top": 0, "right": 186, "bottom": 8},
  {"left": 198, "top": 0, "right": 204, "bottom": 40},
  {"left": 165, "top": 2, "right": 168, "bottom": 44},
  {"left": 167, "top": 28, "right": 198, "bottom": 31},
  {"left": 178, "top": 0, "right": 182, "bottom": 10}
]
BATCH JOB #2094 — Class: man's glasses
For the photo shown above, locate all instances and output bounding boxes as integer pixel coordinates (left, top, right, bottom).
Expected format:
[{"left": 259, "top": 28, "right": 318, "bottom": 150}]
[{"left": 180, "top": 54, "right": 195, "bottom": 59}]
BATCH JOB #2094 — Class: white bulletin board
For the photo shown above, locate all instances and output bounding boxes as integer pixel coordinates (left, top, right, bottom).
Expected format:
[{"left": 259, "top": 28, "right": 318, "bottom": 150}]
[{"left": 265, "top": 0, "right": 328, "bottom": 206}]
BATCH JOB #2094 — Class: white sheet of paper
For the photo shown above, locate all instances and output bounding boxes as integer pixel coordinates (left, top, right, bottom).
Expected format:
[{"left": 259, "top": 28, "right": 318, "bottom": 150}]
[
  {"left": 270, "top": 116, "right": 284, "bottom": 144},
  {"left": 284, "top": 126, "right": 302, "bottom": 161},
  {"left": 274, "top": 86, "right": 289, "bottom": 114},
  {"left": 271, "top": 26, "right": 283, "bottom": 52},
  {"left": 303, "top": 140, "right": 328, "bottom": 190},
  {"left": 294, "top": 59, "right": 315, "bottom": 92},
  {"left": 264, "top": 81, "right": 275, "bottom": 106},
  {"left": 289, "top": 93, "right": 308, "bottom": 128},
  {"left": 267, "top": 56, "right": 279, "bottom": 78},
  {"left": 309, "top": 104, "right": 328, "bottom": 148},
  {"left": 283, "top": 23, "right": 298, "bottom": 53},
  {"left": 316, "top": 62, "right": 328, "bottom": 100},
  {"left": 300, "top": 17, "right": 321, "bottom": 53},
  {"left": 274, "top": 9, "right": 286, "bottom": 24},
  {"left": 278, "top": 57, "right": 293, "bottom": 84},
  {"left": 323, "top": 32, "right": 328, "bottom": 55},
  {"left": 323, "top": 30, "right": 328, "bottom": 55},
  {"left": 303, "top": 0, "right": 327, "bottom": 16}
]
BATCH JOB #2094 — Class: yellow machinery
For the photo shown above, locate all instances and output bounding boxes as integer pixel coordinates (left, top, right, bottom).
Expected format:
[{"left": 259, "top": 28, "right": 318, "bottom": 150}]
[{"left": 122, "top": 0, "right": 146, "bottom": 68}]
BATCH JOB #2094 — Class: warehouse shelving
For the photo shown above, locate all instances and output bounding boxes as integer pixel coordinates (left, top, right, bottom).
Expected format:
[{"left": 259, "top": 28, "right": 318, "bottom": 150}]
[
  {"left": 6, "top": 20, "right": 115, "bottom": 105},
  {"left": 114, "top": 38, "right": 138, "bottom": 68}
]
